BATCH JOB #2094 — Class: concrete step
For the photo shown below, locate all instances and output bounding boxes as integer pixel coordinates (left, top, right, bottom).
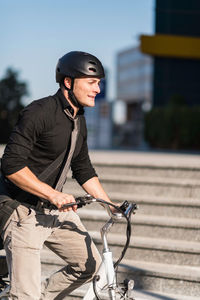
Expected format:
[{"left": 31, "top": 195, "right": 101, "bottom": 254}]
[
  {"left": 100, "top": 175, "right": 200, "bottom": 198},
  {"left": 119, "top": 259, "right": 200, "bottom": 298},
  {"left": 89, "top": 231, "right": 200, "bottom": 266},
  {"left": 67, "top": 188, "right": 200, "bottom": 219},
  {"left": 65, "top": 175, "right": 200, "bottom": 198},
  {"left": 89, "top": 151, "right": 200, "bottom": 171},
  {"left": 40, "top": 248, "right": 200, "bottom": 298},
  {"left": 115, "top": 193, "right": 200, "bottom": 218},
  {"left": 93, "top": 163, "right": 200, "bottom": 180},
  {"left": 78, "top": 209, "right": 200, "bottom": 242},
  {"left": 64, "top": 188, "right": 200, "bottom": 218},
  {"left": 107, "top": 192, "right": 200, "bottom": 218}
]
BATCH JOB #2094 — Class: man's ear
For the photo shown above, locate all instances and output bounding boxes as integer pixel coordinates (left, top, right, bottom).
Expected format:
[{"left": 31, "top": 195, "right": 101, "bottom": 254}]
[{"left": 64, "top": 77, "right": 72, "bottom": 89}]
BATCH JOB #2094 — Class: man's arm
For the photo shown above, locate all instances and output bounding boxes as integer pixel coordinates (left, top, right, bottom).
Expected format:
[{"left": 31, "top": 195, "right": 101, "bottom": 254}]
[
  {"left": 82, "top": 176, "right": 111, "bottom": 203},
  {"left": 82, "top": 176, "right": 119, "bottom": 215},
  {"left": 6, "top": 167, "right": 76, "bottom": 212}
]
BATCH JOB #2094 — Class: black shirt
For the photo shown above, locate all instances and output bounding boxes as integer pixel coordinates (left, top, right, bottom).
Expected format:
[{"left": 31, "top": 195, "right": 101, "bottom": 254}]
[{"left": 1, "top": 89, "right": 97, "bottom": 189}]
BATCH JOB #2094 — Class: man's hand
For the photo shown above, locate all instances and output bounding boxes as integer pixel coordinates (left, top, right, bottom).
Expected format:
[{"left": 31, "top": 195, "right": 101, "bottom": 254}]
[{"left": 48, "top": 191, "right": 77, "bottom": 212}]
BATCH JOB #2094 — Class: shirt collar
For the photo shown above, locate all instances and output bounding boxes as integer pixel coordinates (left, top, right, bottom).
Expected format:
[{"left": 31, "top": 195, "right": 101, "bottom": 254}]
[{"left": 55, "top": 88, "right": 84, "bottom": 115}]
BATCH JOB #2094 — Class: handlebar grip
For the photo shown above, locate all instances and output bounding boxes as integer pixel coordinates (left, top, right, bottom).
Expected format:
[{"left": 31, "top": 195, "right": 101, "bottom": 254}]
[
  {"left": 61, "top": 200, "right": 83, "bottom": 210},
  {"left": 61, "top": 195, "right": 93, "bottom": 209}
]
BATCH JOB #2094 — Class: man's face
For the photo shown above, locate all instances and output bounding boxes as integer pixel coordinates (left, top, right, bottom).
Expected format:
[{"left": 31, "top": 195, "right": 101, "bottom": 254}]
[{"left": 73, "top": 77, "right": 101, "bottom": 107}]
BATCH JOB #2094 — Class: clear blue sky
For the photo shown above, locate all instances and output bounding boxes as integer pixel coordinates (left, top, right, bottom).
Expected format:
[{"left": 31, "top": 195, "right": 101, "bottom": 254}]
[{"left": 0, "top": 0, "right": 154, "bottom": 103}]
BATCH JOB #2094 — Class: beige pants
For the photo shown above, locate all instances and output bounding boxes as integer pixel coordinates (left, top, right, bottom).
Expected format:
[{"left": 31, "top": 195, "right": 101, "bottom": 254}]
[{"left": 2, "top": 204, "right": 101, "bottom": 300}]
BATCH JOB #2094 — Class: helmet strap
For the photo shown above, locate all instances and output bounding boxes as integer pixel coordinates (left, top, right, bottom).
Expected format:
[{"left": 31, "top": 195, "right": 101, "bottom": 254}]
[
  {"left": 63, "top": 78, "right": 80, "bottom": 108},
  {"left": 68, "top": 89, "right": 80, "bottom": 108}
]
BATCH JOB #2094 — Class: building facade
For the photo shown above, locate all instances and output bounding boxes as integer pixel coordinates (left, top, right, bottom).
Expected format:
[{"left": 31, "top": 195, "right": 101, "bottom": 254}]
[
  {"left": 140, "top": 0, "right": 200, "bottom": 107},
  {"left": 116, "top": 46, "right": 153, "bottom": 148},
  {"left": 85, "top": 77, "right": 113, "bottom": 149}
]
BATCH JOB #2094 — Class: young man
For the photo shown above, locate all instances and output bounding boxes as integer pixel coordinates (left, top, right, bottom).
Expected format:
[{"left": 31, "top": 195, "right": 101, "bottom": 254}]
[{"left": 0, "top": 51, "right": 113, "bottom": 299}]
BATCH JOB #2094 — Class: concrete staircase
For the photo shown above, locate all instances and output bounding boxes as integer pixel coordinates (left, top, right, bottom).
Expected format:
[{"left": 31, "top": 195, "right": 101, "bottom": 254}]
[
  {"left": 1, "top": 146, "right": 200, "bottom": 299},
  {"left": 48, "top": 150, "right": 200, "bottom": 300}
]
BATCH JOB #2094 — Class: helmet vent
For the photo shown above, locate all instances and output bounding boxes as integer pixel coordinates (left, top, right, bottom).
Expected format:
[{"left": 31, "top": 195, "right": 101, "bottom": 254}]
[
  {"left": 89, "top": 61, "right": 97, "bottom": 65},
  {"left": 88, "top": 67, "right": 96, "bottom": 73}
]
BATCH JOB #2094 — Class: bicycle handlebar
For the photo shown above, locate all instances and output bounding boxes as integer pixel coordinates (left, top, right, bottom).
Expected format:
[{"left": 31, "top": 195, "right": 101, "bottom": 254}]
[{"left": 62, "top": 194, "right": 137, "bottom": 219}]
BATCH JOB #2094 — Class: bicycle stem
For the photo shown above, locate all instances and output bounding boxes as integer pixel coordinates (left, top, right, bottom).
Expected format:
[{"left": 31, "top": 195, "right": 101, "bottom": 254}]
[{"left": 101, "top": 217, "right": 114, "bottom": 252}]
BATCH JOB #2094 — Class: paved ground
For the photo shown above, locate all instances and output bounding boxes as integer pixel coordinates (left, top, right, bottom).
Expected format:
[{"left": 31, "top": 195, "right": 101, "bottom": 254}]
[{"left": 89, "top": 149, "right": 200, "bottom": 168}]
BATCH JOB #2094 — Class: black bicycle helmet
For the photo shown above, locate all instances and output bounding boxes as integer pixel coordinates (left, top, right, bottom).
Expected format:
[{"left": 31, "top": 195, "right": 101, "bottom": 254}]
[
  {"left": 56, "top": 51, "right": 105, "bottom": 83},
  {"left": 56, "top": 51, "right": 105, "bottom": 107}
]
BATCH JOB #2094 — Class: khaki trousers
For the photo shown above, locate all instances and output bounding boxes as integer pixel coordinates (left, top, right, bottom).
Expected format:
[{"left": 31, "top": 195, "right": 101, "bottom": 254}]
[{"left": 2, "top": 204, "right": 101, "bottom": 300}]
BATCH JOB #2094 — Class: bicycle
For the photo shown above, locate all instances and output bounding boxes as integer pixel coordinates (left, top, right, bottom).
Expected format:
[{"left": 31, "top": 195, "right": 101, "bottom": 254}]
[{"left": 0, "top": 194, "right": 137, "bottom": 300}]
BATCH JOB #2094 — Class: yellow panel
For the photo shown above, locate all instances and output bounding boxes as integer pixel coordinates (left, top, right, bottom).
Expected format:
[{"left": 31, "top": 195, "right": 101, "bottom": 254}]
[{"left": 140, "top": 34, "right": 200, "bottom": 59}]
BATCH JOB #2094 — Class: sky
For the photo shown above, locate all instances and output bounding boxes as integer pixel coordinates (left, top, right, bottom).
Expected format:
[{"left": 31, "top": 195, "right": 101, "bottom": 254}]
[{"left": 0, "top": 0, "right": 154, "bottom": 105}]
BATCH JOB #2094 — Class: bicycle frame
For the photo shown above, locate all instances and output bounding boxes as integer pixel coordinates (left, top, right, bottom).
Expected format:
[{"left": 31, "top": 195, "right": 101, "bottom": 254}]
[{"left": 83, "top": 199, "right": 136, "bottom": 300}]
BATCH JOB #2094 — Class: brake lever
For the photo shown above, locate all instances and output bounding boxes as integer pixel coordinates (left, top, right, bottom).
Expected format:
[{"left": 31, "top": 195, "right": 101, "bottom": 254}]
[
  {"left": 109, "top": 201, "right": 138, "bottom": 220},
  {"left": 106, "top": 200, "right": 129, "bottom": 220},
  {"left": 125, "top": 203, "right": 137, "bottom": 218}
]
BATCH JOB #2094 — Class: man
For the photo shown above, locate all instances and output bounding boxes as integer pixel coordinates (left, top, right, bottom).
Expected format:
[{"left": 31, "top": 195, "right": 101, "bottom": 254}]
[{"left": 0, "top": 51, "right": 113, "bottom": 299}]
